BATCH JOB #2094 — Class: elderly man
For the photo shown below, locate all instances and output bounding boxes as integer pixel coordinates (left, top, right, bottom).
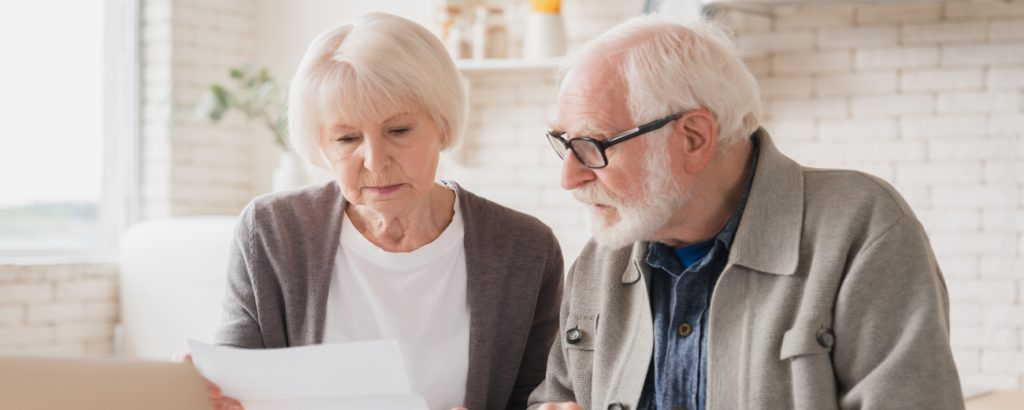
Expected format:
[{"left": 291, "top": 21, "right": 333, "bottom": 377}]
[{"left": 528, "top": 14, "right": 963, "bottom": 410}]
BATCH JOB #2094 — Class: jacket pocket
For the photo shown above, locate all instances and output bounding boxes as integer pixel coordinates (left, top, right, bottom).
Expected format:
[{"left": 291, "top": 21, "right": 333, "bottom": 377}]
[
  {"left": 563, "top": 313, "right": 598, "bottom": 351},
  {"left": 563, "top": 313, "right": 598, "bottom": 406},
  {"left": 779, "top": 321, "right": 840, "bottom": 409},
  {"left": 780, "top": 321, "right": 833, "bottom": 360}
]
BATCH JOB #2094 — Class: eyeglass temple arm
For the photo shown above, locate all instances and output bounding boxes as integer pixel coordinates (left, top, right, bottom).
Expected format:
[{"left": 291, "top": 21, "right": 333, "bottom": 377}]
[
  {"left": 638, "top": 112, "right": 683, "bottom": 133},
  {"left": 603, "top": 112, "right": 684, "bottom": 147}
]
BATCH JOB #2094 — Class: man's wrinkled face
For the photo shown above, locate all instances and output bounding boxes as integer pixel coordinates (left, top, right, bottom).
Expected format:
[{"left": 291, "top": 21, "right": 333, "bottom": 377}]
[
  {"left": 570, "top": 142, "right": 690, "bottom": 249},
  {"left": 555, "top": 63, "right": 689, "bottom": 248}
]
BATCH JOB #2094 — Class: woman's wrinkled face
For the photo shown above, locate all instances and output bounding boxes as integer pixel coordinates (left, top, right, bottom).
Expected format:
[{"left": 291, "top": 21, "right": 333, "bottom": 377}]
[{"left": 319, "top": 109, "right": 444, "bottom": 215}]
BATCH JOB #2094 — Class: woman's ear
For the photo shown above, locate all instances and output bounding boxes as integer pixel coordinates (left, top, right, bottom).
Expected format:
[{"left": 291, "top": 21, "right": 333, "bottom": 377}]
[{"left": 672, "top": 109, "right": 718, "bottom": 174}]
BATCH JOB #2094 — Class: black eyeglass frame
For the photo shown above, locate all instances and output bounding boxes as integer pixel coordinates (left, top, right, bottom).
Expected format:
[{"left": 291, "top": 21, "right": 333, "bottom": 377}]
[{"left": 546, "top": 112, "right": 685, "bottom": 169}]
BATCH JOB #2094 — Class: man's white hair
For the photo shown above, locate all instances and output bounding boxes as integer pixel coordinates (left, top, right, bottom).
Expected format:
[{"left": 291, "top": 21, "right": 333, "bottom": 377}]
[
  {"left": 565, "top": 14, "right": 759, "bottom": 247},
  {"left": 287, "top": 12, "right": 466, "bottom": 168},
  {"left": 574, "top": 13, "right": 762, "bottom": 148}
]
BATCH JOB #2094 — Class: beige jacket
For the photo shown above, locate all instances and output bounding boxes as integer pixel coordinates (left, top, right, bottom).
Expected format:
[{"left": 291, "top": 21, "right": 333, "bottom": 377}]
[{"left": 528, "top": 129, "right": 964, "bottom": 410}]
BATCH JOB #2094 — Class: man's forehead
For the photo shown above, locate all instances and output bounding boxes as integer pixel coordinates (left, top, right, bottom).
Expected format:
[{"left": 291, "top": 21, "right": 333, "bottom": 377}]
[
  {"left": 562, "top": 56, "right": 622, "bottom": 92},
  {"left": 554, "top": 69, "right": 630, "bottom": 135}
]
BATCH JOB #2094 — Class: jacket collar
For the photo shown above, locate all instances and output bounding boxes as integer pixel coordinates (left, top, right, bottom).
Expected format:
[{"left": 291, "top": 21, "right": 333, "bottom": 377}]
[
  {"left": 623, "top": 127, "right": 804, "bottom": 282},
  {"left": 724, "top": 128, "right": 803, "bottom": 276},
  {"left": 622, "top": 242, "right": 648, "bottom": 284}
]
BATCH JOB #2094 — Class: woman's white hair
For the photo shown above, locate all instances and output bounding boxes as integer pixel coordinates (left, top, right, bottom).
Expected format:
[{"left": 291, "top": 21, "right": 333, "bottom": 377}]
[
  {"left": 575, "top": 13, "right": 762, "bottom": 148},
  {"left": 288, "top": 12, "right": 466, "bottom": 168}
]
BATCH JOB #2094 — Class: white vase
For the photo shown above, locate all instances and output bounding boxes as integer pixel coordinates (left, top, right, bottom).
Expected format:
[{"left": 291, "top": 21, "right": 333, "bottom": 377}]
[
  {"left": 523, "top": 12, "right": 566, "bottom": 60},
  {"left": 272, "top": 151, "right": 308, "bottom": 192}
]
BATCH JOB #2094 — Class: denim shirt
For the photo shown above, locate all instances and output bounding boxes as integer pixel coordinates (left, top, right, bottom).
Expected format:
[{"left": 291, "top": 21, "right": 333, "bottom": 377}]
[{"left": 638, "top": 136, "right": 759, "bottom": 410}]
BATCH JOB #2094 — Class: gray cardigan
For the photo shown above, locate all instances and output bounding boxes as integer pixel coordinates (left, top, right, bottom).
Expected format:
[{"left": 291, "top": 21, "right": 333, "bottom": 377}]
[{"left": 215, "top": 181, "right": 564, "bottom": 410}]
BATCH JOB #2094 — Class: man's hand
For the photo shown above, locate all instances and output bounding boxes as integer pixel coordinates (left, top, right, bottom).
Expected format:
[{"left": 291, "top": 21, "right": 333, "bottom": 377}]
[
  {"left": 537, "top": 402, "right": 584, "bottom": 410},
  {"left": 180, "top": 353, "right": 245, "bottom": 410}
]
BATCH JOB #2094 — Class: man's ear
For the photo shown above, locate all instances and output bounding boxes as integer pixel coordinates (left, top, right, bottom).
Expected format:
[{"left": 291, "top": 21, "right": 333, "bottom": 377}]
[{"left": 672, "top": 109, "right": 718, "bottom": 173}]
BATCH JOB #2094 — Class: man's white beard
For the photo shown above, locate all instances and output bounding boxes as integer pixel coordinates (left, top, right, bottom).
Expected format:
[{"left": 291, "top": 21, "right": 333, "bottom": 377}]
[{"left": 572, "top": 146, "right": 690, "bottom": 249}]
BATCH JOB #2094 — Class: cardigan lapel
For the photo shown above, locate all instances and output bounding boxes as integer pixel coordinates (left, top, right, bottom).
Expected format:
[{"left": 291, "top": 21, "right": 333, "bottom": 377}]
[
  {"left": 453, "top": 183, "right": 502, "bottom": 409},
  {"left": 309, "top": 181, "right": 346, "bottom": 345}
]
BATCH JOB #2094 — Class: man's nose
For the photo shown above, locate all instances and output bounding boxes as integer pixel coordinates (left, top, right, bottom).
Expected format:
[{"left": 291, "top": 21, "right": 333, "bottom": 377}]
[{"left": 561, "top": 152, "right": 596, "bottom": 190}]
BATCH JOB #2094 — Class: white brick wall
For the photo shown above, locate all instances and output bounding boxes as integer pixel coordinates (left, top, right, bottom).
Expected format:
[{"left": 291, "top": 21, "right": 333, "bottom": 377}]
[
  {"left": 818, "top": 26, "right": 898, "bottom": 48},
  {"left": 736, "top": 31, "right": 814, "bottom": 57},
  {"left": 768, "top": 97, "right": 848, "bottom": 118},
  {"left": 855, "top": 1, "right": 943, "bottom": 24},
  {"left": 942, "top": 43, "right": 1024, "bottom": 66},
  {"left": 773, "top": 50, "right": 853, "bottom": 73},
  {"left": 771, "top": 4, "right": 854, "bottom": 29},
  {"left": 851, "top": 95, "right": 936, "bottom": 117},
  {"left": 855, "top": 46, "right": 939, "bottom": 69},
  {"left": 901, "top": 68, "right": 985, "bottom": 92},
  {"left": 730, "top": 0, "right": 1024, "bottom": 390},
  {"left": 140, "top": 0, "right": 258, "bottom": 219},
  {"left": 990, "top": 68, "right": 1024, "bottom": 88},
  {"left": 0, "top": 264, "right": 119, "bottom": 356},
  {"left": 991, "top": 18, "right": 1024, "bottom": 40},
  {"left": 815, "top": 72, "right": 898, "bottom": 96},
  {"left": 903, "top": 22, "right": 989, "bottom": 44},
  {"left": 900, "top": 115, "right": 988, "bottom": 138},
  {"left": 758, "top": 76, "right": 814, "bottom": 98}
]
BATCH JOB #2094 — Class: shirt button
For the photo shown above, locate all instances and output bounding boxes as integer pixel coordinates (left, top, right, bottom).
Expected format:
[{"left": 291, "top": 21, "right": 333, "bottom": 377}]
[
  {"left": 607, "top": 401, "right": 625, "bottom": 410},
  {"left": 677, "top": 322, "right": 693, "bottom": 337},
  {"left": 566, "top": 327, "right": 582, "bottom": 344}
]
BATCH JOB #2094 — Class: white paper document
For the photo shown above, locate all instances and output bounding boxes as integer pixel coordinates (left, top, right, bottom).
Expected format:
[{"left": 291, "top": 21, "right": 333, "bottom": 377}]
[{"left": 188, "top": 339, "right": 428, "bottom": 410}]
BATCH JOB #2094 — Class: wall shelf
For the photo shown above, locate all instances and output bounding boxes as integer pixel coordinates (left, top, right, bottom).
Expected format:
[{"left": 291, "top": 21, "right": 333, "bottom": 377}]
[
  {"left": 455, "top": 58, "right": 565, "bottom": 74},
  {"left": 703, "top": 0, "right": 1012, "bottom": 16}
]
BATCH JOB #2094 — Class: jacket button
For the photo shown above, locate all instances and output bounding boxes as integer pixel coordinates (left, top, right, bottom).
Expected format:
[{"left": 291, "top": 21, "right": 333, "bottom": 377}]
[
  {"left": 607, "top": 401, "right": 625, "bottom": 410},
  {"left": 816, "top": 327, "right": 835, "bottom": 348},
  {"left": 566, "top": 327, "right": 582, "bottom": 344}
]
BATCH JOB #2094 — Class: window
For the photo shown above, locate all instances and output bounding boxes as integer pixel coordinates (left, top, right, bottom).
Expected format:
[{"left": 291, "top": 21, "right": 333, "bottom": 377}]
[{"left": 0, "top": 0, "right": 138, "bottom": 255}]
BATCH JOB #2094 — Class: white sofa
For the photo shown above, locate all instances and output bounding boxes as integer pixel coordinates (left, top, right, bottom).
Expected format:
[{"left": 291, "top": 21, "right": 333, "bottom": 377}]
[{"left": 119, "top": 216, "right": 237, "bottom": 360}]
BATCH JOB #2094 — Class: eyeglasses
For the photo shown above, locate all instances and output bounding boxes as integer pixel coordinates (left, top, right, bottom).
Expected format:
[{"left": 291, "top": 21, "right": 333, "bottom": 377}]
[{"left": 546, "top": 112, "right": 684, "bottom": 169}]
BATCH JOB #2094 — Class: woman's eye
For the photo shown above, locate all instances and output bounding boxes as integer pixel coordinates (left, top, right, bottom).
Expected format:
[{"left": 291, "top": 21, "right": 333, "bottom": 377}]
[
  {"left": 388, "top": 127, "right": 410, "bottom": 135},
  {"left": 336, "top": 134, "right": 360, "bottom": 143}
]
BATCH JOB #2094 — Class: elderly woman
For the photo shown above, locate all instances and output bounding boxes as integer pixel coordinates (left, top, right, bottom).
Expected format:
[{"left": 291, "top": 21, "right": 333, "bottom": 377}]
[{"left": 207, "top": 12, "right": 563, "bottom": 410}]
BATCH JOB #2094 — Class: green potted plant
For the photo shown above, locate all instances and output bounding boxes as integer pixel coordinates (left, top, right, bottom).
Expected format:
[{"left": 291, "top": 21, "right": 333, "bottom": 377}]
[{"left": 196, "top": 66, "right": 306, "bottom": 191}]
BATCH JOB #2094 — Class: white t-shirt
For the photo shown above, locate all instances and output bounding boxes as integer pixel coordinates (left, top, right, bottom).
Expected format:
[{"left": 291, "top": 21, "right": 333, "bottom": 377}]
[{"left": 322, "top": 192, "right": 469, "bottom": 410}]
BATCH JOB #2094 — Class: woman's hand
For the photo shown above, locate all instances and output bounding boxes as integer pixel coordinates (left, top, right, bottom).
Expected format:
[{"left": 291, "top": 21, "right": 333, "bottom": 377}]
[{"left": 180, "top": 353, "right": 245, "bottom": 410}]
